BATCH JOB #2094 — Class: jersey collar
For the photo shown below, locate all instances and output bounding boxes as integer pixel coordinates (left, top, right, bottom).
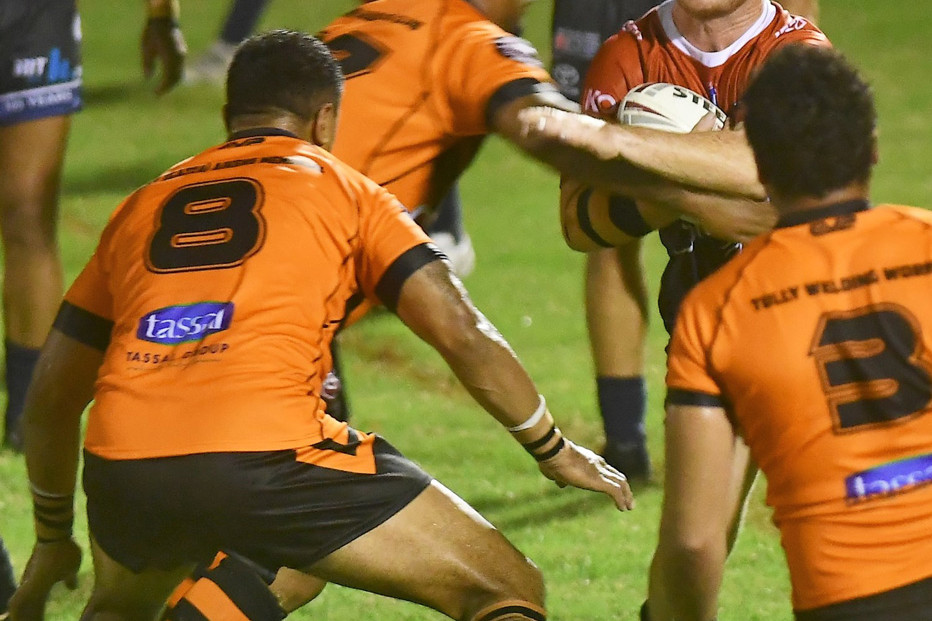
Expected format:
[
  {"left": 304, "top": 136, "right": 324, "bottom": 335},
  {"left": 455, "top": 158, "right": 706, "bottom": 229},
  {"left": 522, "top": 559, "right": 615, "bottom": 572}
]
[
  {"left": 226, "top": 127, "right": 300, "bottom": 140},
  {"left": 658, "top": 0, "right": 774, "bottom": 68},
  {"left": 775, "top": 199, "right": 871, "bottom": 229}
]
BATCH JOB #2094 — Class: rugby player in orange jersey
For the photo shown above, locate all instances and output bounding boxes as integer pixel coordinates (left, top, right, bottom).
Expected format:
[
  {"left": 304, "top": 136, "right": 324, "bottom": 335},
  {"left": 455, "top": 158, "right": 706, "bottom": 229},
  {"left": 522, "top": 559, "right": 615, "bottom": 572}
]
[
  {"left": 649, "top": 44, "right": 932, "bottom": 621},
  {"left": 9, "top": 30, "right": 631, "bottom": 621}
]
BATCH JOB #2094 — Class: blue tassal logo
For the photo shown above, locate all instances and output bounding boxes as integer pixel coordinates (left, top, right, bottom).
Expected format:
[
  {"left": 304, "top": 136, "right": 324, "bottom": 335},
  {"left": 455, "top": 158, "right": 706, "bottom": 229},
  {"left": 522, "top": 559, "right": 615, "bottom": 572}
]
[{"left": 137, "top": 302, "right": 234, "bottom": 345}]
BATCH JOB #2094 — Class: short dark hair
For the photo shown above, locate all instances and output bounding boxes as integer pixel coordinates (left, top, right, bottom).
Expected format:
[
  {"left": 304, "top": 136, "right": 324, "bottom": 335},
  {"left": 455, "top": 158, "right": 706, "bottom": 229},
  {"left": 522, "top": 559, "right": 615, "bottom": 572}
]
[
  {"left": 226, "top": 30, "right": 344, "bottom": 122},
  {"left": 743, "top": 45, "right": 876, "bottom": 199}
]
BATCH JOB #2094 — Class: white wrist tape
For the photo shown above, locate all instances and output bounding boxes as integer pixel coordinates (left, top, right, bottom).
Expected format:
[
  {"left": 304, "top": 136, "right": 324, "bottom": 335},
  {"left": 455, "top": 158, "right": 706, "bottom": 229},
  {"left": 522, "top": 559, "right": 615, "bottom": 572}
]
[{"left": 507, "top": 395, "right": 547, "bottom": 432}]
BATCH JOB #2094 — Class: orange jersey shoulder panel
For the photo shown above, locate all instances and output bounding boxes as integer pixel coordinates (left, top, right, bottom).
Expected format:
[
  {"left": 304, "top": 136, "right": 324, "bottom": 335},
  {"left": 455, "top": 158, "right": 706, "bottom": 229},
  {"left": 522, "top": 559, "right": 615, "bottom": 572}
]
[
  {"left": 667, "top": 205, "right": 932, "bottom": 609},
  {"left": 582, "top": 0, "right": 828, "bottom": 119},
  {"left": 322, "top": 0, "right": 552, "bottom": 213},
  {"left": 66, "top": 134, "right": 430, "bottom": 459}
]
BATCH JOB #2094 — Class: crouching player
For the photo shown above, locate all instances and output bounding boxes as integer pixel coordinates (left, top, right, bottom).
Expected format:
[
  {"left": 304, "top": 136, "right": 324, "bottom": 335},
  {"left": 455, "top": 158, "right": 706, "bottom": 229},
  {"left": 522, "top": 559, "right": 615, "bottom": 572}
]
[{"left": 9, "top": 30, "right": 632, "bottom": 621}]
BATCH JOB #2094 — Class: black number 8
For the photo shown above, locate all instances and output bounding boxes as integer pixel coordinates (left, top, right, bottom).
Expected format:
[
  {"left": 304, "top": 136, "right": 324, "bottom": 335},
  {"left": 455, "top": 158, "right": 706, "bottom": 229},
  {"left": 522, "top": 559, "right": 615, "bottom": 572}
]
[{"left": 147, "top": 178, "right": 266, "bottom": 273}]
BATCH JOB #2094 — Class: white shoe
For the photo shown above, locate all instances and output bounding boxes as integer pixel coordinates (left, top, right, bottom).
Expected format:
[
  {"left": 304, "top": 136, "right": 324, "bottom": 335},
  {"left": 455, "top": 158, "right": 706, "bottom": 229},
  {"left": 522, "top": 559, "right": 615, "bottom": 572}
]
[
  {"left": 184, "top": 41, "right": 237, "bottom": 85},
  {"left": 430, "top": 232, "right": 476, "bottom": 278}
]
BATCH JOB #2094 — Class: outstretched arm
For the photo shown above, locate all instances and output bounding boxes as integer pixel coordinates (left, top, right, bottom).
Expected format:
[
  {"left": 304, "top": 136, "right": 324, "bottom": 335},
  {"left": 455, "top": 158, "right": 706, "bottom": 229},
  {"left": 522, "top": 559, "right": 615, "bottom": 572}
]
[
  {"left": 559, "top": 178, "right": 777, "bottom": 252},
  {"left": 142, "top": 0, "right": 187, "bottom": 95},
  {"left": 515, "top": 106, "right": 767, "bottom": 200},
  {"left": 394, "top": 259, "right": 634, "bottom": 511},
  {"left": 9, "top": 327, "right": 103, "bottom": 619}
]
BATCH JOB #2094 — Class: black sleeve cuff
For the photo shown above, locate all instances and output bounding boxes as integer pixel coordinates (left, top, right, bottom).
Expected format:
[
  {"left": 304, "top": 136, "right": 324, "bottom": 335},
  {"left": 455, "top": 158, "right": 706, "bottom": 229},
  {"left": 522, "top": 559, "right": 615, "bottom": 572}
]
[
  {"left": 375, "top": 243, "right": 444, "bottom": 312},
  {"left": 577, "top": 188, "right": 613, "bottom": 248},
  {"left": 664, "top": 387, "right": 725, "bottom": 409},
  {"left": 53, "top": 301, "right": 113, "bottom": 352},
  {"left": 485, "top": 77, "right": 557, "bottom": 127},
  {"left": 608, "top": 195, "right": 654, "bottom": 238}
]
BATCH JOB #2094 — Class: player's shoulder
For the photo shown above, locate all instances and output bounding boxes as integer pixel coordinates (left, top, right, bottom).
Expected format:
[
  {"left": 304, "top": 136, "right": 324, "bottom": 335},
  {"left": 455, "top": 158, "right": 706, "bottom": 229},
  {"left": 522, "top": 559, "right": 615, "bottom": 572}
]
[
  {"left": 873, "top": 204, "right": 932, "bottom": 228},
  {"left": 768, "top": 1, "right": 830, "bottom": 46}
]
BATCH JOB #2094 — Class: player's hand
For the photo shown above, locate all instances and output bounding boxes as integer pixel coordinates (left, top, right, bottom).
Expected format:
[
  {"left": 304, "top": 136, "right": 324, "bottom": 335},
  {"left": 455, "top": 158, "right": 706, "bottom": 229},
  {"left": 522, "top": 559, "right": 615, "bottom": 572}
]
[
  {"left": 693, "top": 110, "right": 723, "bottom": 132},
  {"left": 141, "top": 16, "right": 187, "bottom": 95},
  {"left": 8, "top": 539, "right": 81, "bottom": 621},
  {"left": 537, "top": 439, "right": 635, "bottom": 511},
  {"left": 517, "top": 107, "right": 620, "bottom": 160}
]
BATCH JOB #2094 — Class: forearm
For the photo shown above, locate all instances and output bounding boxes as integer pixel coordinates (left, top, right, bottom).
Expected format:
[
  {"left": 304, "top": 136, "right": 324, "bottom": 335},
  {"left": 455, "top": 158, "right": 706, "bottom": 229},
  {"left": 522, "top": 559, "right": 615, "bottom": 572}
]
[
  {"left": 609, "top": 126, "right": 765, "bottom": 200},
  {"left": 649, "top": 541, "right": 725, "bottom": 621},
  {"left": 518, "top": 107, "right": 766, "bottom": 199},
  {"left": 21, "top": 330, "right": 101, "bottom": 539},
  {"left": 432, "top": 306, "right": 543, "bottom": 430},
  {"left": 395, "top": 262, "right": 542, "bottom": 430}
]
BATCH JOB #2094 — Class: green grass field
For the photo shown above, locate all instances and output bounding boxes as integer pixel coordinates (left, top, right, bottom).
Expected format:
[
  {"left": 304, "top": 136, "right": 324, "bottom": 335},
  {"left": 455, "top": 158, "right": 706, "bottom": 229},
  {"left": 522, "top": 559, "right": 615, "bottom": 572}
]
[{"left": 1, "top": 0, "right": 931, "bottom": 618}]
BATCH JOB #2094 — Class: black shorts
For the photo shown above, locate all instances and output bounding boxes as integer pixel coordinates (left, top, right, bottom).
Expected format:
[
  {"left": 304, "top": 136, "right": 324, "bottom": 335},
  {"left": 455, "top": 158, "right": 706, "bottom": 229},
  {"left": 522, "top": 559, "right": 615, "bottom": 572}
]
[
  {"left": 0, "top": 0, "right": 82, "bottom": 125},
  {"left": 795, "top": 575, "right": 932, "bottom": 621},
  {"left": 550, "top": 0, "right": 659, "bottom": 102},
  {"left": 83, "top": 435, "right": 433, "bottom": 574}
]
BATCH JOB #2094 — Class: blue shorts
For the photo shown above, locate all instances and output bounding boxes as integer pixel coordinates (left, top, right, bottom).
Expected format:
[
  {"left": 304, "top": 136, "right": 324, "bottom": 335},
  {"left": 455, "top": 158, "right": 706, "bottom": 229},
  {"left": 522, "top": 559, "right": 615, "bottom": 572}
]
[
  {"left": 0, "top": 0, "right": 82, "bottom": 126},
  {"left": 83, "top": 434, "right": 433, "bottom": 574}
]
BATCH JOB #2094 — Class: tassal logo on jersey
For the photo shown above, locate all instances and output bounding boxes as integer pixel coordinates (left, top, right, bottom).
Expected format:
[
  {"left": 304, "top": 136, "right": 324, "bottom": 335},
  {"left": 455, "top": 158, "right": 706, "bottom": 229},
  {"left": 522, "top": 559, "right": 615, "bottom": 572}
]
[
  {"left": 137, "top": 302, "right": 234, "bottom": 345},
  {"left": 846, "top": 452, "right": 932, "bottom": 503}
]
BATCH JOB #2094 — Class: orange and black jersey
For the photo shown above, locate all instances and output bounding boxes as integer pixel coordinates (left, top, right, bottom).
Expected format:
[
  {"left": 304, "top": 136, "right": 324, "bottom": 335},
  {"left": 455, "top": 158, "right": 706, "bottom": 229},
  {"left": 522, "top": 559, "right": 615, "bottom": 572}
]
[
  {"left": 667, "top": 200, "right": 932, "bottom": 610},
  {"left": 321, "top": 0, "right": 555, "bottom": 220},
  {"left": 56, "top": 129, "right": 440, "bottom": 460}
]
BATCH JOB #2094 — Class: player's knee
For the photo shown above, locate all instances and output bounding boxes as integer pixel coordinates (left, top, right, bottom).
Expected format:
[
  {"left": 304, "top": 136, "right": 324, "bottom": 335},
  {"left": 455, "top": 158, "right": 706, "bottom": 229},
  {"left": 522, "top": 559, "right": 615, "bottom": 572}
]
[
  {"left": 161, "top": 551, "right": 285, "bottom": 621},
  {"left": 463, "top": 558, "right": 545, "bottom": 621},
  {"left": 0, "top": 195, "right": 57, "bottom": 248},
  {"left": 467, "top": 599, "right": 548, "bottom": 621}
]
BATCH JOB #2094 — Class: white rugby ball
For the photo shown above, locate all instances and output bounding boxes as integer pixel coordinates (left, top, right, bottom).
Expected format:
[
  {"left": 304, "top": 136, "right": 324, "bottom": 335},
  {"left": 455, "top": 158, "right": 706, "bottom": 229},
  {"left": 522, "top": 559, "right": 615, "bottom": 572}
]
[{"left": 618, "top": 82, "right": 726, "bottom": 132}]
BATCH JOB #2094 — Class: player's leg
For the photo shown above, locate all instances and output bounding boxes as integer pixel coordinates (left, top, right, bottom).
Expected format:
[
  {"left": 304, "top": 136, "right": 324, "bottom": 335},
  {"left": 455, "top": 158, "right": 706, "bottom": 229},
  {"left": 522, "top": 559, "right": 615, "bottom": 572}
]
[
  {"left": 584, "top": 244, "right": 651, "bottom": 482},
  {"left": 308, "top": 480, "right": 546, "bottom": 620},
  {"left": 0, "top": 115, "right": 70, "bottom": 451},
  {"left": 187, "top": 0, "right": 270, "bottom": 84},
  {"left": 81, "top": 536, "right": 193, "bottom": 620}
]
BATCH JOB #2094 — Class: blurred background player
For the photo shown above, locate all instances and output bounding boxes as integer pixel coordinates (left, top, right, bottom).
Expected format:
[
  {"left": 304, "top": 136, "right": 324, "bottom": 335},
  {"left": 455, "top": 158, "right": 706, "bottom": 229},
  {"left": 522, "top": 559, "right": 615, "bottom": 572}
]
[
  {"left": 0, "top": 0, "right": 82, "bottom": 454},
  {"left": 0, "top": 0, "right": 82, "bottom": 611},
  {"left": 0, "top": 0, "right": 183, "bottom": 613},
  {"left": 563, "top": 0, "right": 824, "bottom": 485},
  {"left": 185, "top": 0, "right": 270, "bottom": 84},
  {"left": 649, "top": 43, "right": 932, "bottom": 621},
  {"left": 185, "top": 0, "right": 479, "bottom": 277},
  {"left": 315, "top": 0, "right": 585, "bottom": 422},
  {"left": 9, "top": 30, "right": 631, "bottom": 619}
]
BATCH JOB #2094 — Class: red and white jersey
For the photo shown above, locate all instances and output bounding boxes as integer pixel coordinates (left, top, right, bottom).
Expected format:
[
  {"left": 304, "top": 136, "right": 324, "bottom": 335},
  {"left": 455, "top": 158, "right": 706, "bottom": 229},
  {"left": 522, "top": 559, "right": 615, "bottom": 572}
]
[{"left": 581, "top": 0, "right": 828, "bottom": 120}]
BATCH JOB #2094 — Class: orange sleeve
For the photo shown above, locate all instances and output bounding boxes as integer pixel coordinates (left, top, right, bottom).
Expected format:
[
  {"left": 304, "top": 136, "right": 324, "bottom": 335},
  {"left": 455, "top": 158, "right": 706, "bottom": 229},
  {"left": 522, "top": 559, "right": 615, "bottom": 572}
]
[
  {"left": 442, "top": 23, "right": 554, "bottom": 136},
  {"left": 665, "top": 287, "right": 725, "bottom": 401},
  {"left": 353, "top": 176, "right": 436, "bottom": 306}
]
